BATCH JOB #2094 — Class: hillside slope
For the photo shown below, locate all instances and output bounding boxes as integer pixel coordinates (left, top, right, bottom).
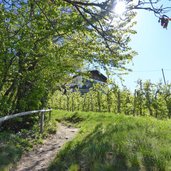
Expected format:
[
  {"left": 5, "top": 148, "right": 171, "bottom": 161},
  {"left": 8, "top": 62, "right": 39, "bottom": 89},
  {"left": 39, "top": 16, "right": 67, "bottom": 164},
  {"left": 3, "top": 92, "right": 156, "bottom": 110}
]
[{"left": 49, "top": 111, "right": 171, "bottom": 171}]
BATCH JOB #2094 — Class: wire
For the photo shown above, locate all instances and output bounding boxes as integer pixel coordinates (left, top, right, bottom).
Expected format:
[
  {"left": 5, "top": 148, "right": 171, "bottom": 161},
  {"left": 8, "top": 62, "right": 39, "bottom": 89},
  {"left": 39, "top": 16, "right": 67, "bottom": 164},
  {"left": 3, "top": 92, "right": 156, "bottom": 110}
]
[
  {"left": 132, "top": 70, "right": 160, "bottom": 73},
  {"left": 131, "top": 69, "right": 171, "bottom": 73}
]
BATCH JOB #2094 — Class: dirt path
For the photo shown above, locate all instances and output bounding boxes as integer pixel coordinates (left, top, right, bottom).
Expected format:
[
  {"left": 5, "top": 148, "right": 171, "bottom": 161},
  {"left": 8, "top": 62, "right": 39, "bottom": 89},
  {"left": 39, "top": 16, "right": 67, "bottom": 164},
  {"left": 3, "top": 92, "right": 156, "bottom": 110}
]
[{"left": 11, "top": 123, "right": 78, "bottom": 171}]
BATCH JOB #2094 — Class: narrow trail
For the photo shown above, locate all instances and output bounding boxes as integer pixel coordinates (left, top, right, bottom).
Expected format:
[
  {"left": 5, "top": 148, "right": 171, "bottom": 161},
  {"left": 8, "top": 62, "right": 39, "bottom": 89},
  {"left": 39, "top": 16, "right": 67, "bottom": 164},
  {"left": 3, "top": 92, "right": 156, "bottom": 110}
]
[{"left": 11, "top": 123, "right": 79, "bottom": 171}]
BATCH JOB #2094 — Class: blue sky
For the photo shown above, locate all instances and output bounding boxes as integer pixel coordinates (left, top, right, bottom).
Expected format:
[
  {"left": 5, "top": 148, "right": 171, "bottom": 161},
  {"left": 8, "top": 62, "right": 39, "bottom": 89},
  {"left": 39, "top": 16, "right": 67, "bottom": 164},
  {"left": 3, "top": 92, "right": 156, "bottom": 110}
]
[
  {"left": 93, "top": 0, "right": 171, "bottom": 91},
  {"left": 119, "top": 9, "right": 171, "bottom": 91}
]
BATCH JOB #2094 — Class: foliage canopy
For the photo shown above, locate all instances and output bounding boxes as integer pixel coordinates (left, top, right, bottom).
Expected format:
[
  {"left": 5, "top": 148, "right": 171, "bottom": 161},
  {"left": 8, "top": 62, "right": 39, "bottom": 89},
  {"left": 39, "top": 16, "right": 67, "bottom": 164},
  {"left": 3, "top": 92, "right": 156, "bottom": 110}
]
[{"left": 0, "top": 0, "right": 170, "bottom": 115}]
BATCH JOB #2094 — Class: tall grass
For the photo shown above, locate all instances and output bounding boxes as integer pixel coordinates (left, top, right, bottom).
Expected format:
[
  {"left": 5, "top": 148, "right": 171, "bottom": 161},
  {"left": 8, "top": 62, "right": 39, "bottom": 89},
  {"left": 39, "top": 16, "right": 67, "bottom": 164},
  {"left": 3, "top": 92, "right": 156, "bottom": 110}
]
[{"left": 49, "top": 111, "right": 171, "bottom": 171}]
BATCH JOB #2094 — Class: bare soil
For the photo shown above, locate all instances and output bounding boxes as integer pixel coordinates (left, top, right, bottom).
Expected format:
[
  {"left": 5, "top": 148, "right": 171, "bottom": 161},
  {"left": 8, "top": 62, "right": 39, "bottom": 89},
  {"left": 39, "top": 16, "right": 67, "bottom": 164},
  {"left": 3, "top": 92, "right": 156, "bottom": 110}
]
[{"left": 11, "top": 123, "right": 78, "bottom": 171}]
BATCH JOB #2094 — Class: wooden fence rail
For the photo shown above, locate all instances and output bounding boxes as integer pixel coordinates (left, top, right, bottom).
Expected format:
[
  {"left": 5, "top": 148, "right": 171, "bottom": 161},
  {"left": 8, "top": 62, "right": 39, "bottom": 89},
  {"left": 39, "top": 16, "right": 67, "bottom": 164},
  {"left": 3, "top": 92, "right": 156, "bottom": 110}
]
[{"left": 0, "top": 109, "right": 52, "bottom": 133}]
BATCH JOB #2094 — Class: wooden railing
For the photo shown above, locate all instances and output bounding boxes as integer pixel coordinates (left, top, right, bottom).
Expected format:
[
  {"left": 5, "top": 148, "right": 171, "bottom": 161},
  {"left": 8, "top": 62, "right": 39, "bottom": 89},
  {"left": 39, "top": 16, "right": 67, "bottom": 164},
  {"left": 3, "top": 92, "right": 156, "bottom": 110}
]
[{"left": 0, "top": 109, "right": 52, "bottom": 133}]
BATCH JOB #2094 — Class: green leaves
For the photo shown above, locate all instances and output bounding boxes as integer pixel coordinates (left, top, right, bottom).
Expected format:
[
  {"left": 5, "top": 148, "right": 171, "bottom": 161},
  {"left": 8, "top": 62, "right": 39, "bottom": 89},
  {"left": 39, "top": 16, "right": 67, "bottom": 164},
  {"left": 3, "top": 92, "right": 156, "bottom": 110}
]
[{"left": 0, "top": 0, "right": 137, "bottom": 115}]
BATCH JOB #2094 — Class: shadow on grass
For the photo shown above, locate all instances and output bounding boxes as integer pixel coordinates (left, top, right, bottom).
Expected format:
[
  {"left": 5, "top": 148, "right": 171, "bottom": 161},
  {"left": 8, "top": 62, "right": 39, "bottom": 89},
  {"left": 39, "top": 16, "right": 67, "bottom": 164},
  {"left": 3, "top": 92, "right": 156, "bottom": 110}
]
[
  {"left": 49, "top": 125, "right": 127, "bottom": 171},
  {"left": 49, "top": 121, "right": 166, "bottom": 171},
  {"left": 0, "top": 132, "right": 22, "bottom": 171}
]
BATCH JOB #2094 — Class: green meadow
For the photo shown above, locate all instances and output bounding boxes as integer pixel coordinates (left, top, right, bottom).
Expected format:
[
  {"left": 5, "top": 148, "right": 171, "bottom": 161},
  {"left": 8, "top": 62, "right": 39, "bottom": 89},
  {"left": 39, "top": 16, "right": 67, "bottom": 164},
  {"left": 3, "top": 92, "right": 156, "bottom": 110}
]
[{"left": 49, "top": 111, "right": 171, "bottom": 171}]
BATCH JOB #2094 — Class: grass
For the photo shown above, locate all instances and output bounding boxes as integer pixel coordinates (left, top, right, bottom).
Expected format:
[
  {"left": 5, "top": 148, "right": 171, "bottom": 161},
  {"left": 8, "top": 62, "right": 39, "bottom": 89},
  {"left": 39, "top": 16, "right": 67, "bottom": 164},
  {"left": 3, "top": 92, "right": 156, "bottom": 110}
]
[
  {"left": 49, "top": 110, "right": 171, "bottom": 171},
  {"left": 0, "top": 117, "right": 57, "bottom": 171}
]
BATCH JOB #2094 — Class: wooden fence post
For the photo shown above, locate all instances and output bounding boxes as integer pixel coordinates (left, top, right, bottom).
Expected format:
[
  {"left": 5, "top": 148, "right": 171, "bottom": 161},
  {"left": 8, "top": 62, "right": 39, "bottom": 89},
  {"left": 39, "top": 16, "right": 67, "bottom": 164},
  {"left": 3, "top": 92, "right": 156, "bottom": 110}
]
[{"left": 40, "top": 111, "right": 45, "bottom": 133}]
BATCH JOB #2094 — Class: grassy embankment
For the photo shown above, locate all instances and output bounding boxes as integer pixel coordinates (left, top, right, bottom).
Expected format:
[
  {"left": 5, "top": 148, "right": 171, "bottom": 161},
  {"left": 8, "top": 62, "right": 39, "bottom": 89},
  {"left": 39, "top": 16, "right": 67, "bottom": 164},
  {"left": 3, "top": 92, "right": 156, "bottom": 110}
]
[
  {"left": 49, "top": 110, "right": 171, "bottom": 171},
  {"left": 0, "top": 117, "right": 57, "bottom": 171}
]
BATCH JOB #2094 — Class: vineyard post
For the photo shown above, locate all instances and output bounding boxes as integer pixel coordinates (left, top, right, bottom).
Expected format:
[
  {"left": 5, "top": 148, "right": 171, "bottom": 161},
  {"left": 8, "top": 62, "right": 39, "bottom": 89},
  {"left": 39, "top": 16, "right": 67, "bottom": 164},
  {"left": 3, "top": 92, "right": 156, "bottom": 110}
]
[
  {"left": 107, "top": 90, "right": 111, "bottom": 113},
  {"left": 139, "top": 80, "right": 143, "bottom": 116},
  {"left": 87, "top": 94, "right": 90, "bottom": 112},
  {"left": 133, "top": 89, "right": 137, "bottom": 116},
  {"left": 77, "top": 94, "right": 80, "bottom": 111},
  {"left": 82, "top": 94, "right": 86, "bottom": 111},
  {"left": 161, "top": 68, "right": 166, "bottom": 85},
  {"left": 154, "top": 87, "right": 159, "bottom": 118},
  {"left": 117, "top": 90, "right": 121, "bottom": 113},
  {"left": 90, "top": 94, "right": 93, "bottom": 111},
  {"left": 97, "top": 91, "right": 101, "bottom": 112}
]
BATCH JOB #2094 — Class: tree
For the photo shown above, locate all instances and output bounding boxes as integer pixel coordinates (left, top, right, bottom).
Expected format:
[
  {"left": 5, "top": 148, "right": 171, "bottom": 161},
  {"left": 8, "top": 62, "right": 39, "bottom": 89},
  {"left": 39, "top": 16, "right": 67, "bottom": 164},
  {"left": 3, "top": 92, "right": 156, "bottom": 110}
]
[
  {"left": 0, "top": 0, "right": 170, "bottom": 116},
  {"left": 0, "top": 0, "right": 134, "bottom": 115}
]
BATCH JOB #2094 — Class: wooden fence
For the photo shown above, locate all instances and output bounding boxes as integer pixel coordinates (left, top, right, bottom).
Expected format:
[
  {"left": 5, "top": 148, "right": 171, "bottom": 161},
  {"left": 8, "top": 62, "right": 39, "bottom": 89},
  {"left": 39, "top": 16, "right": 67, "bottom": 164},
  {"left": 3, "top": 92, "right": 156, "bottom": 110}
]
[{"left": 0, "top": 109, "right": 52, "bottom": 133}]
